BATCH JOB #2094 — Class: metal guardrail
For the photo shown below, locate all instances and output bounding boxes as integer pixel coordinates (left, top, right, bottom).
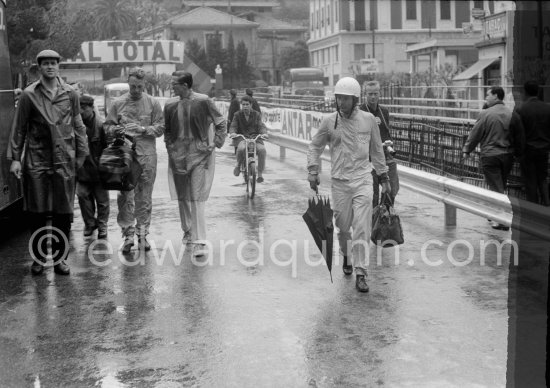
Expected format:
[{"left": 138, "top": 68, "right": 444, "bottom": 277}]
[{"left": 267, "top": 132, "right": 550, "bottom": 240}]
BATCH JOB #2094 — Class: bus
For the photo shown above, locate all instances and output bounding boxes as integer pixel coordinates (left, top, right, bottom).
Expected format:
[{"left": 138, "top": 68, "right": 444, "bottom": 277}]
[
  {"left": 0, "top": 0, "right": 23, "bottom": 218},
  {"left": 282, "top": 67, "right": 325, "bottom": 97}
]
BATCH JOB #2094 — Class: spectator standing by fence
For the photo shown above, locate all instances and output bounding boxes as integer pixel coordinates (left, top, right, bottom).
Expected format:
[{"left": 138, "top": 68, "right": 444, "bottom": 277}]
[
  {"left": 462, "top": 86, "right": 525, "bottom": 230},
  {"left": 227, "top": 89, "right": 240, "bottom": 131},
  {"left": 360, "top": 80, "right": 399, "bottom": 207},
  {"left": 245, "top": 88, "right": 261, "bottom": 115},
  {"left": 514, "top": 80, "right": 550, "bottom": 206}
]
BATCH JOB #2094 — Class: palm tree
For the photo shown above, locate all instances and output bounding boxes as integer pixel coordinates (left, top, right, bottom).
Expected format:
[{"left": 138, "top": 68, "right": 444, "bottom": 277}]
[{"left": 93, "top": 0, "right": 135, "bottom": 39}]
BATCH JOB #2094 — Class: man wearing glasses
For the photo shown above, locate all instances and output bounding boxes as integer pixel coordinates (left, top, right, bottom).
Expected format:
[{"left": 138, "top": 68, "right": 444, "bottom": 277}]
[
  {"left": 104, "top": 67, "right": 164, "bottom": 253},
  {"left": 164, "top": 71, "right": 226, "bottom": 257}
]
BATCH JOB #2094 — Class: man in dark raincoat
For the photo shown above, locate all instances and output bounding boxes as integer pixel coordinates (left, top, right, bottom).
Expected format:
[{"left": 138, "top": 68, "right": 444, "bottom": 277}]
[{"left": 9, "top": 49, "right": 89, "bottom": 275}]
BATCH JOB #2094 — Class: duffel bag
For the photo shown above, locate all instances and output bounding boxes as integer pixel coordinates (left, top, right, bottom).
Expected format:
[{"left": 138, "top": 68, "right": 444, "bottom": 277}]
[
  {"left": 99, "top": 138, "right": 142, "bottom": 191},
  {"left": 371, "top": 192, "right": 404, "bottom": 247}
]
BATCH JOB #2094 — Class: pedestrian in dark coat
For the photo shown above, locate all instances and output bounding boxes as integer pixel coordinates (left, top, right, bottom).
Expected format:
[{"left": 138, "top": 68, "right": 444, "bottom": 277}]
[
  {"left": 76, "top": 95, "right": 110, "bottom": 240},
  {"left": 227, "top": 89, "right": 240, "bottom": 129},
  {"left": 514, "top": 80, "right": 550, "bottom": 206},
  {"left": 245, "top": 88, "right": 261, "bottom": 114},
  {"left": 360, "top": 80, "right": 399, "bottom": 207},
  {"left": 8, "top": 49, "right": 89, "bottom": 275},
  {"left": 462, "top": 86, "right": 525, "bottom": 230}
]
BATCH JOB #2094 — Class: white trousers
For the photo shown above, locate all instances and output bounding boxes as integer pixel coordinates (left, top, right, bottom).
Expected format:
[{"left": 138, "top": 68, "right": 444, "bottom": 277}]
[
  {"left": 331, "top": 176, "right": 374, "bottom": 276},
  {"left": 178, "top": 199, "right": 207, "bottom": 242}
]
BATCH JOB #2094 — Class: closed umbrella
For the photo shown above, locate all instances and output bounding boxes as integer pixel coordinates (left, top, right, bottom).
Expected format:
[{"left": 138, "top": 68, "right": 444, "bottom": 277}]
[{"left": 302, "top": 191, "right": 334, "bottom": 282}]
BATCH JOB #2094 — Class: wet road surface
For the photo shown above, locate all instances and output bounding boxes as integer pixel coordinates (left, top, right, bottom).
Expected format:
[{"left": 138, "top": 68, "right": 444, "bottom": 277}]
[{"left": 0, "top": 140, "right": 541, "bottom": 387}]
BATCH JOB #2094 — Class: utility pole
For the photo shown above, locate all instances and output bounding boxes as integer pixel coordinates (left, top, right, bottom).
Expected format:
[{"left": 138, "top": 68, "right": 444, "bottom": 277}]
[
  {"left": 228, "top": 0, "right": 234, "bottom": 88},
  {"left": 371, "top": 24, "right": 375, "bottom": 58},
  {"left": 271, "top": 30, "right": 277, "bottom": 85}
]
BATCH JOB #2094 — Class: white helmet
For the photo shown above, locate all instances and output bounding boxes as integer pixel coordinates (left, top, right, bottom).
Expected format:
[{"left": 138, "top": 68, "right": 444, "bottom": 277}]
[{"left": 334, "top": 77, "right": 361, "bottom": 98}]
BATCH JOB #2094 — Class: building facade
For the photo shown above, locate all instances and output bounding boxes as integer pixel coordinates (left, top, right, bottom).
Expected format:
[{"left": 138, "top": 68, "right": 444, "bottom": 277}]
[
  {"left": 308, "top": 0, "right": 508, "bottom": 86},
  {"left": 181, "top": 0, "right": 280, "bottom": 15},
  {"left": 138, "top": 6, "right": 306, "bottom": 85}
]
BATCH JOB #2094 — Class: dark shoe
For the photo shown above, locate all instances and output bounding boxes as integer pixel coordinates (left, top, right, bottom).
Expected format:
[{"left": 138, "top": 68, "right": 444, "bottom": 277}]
[
  {"left": 355, "top": 275, "right": 369, "bottom": 293},
  {"left": 342, "top": 256, "right": 353, "bottom": 276},
  {"left": 54, "top": 260, "right": 70, "bottom": 275},
  {"left": 31, "top": 261, "right": 44, "bottom": 276},
  {"left": 83, "top": 225, "right": 97, "bottom": 237},
  {"left": 491, "top": 221, "right": 510, "bottom": 231},
  {"left": 138, "top": 237, "right": 151, "bottom": 251},
  {"left": 98, "top": 232, "right": 108, "bottom": 240},
  {"left": 122, "top": 236, "right": 134, "bottom": 254},
  {"left": 182, "top": 230, "right": 192, "bottom": 243},
  {"left": 256, "top": 176, "right": 264, "bottom": 183},
  {"left": 233, "top": 166, "right": 240, "bottom": 176}
]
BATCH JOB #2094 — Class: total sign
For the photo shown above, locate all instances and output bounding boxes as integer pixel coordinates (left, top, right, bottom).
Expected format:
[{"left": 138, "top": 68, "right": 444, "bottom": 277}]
[{"left": 64, "top": 40, "right": 184, "bottom": 64}]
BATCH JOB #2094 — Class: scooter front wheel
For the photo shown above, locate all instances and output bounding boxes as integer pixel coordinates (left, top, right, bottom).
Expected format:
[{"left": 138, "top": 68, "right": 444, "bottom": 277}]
[{"left": 249, "top": 162, "right": 256, "bottom": 199}]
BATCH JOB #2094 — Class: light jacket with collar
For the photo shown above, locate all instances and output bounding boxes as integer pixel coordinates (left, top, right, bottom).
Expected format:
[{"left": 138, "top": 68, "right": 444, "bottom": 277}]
[
  {"left": 104, "top": 92, "right": 164, "bottom": 156},
  {"left": 307, "top": 107, "right": 388, "bottom": 181}
]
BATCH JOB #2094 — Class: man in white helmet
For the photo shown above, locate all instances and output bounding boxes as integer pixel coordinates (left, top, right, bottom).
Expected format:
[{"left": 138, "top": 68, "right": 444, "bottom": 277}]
[{"left": 307, "top": 76, "right": 390, "bottom": 293}]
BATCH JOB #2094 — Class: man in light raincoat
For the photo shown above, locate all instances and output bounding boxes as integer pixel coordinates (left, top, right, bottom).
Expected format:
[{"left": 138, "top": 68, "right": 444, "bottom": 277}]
[
  {"left": 164, "top": 71, "right": 226, "bottom": 257},
  {"left": 307, "top": 77, "right": 390, "bottom": 293},
  {"left": 104, "top": 67, "right": 164, "bottom": 253},
  {"left": 9, "top": 49, "right": 89, "bottom": 276}
]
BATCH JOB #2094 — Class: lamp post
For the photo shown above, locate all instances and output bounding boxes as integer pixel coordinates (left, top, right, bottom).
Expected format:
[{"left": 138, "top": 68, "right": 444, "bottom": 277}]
[{"left": 271, "top": 30, "right": 277, "bottom": 85}]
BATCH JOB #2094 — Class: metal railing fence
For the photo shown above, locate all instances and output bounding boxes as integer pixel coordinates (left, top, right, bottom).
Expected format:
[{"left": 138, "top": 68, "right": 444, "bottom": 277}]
[{"left": 389, "top": 115, "right": 527, "bottom": 198}]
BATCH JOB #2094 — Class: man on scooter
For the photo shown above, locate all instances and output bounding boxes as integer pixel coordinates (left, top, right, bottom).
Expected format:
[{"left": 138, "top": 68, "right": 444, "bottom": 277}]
[{"left": 229, "top": 95, "right": 268, "bottom": 183}]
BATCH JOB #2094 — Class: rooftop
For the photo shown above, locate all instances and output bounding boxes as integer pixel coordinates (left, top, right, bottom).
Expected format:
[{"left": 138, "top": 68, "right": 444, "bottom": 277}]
[
  {"left": 183, "top": 0, "right": 279, "bottom": 7},
  {"left": 138, "top": 6, "right": 259, "bottom": 34}
]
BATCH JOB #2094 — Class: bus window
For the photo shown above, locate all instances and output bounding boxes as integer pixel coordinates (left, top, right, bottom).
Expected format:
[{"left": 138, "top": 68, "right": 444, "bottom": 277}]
[{"left": 282, "top": 67, "right": 325, "bottom": 97}]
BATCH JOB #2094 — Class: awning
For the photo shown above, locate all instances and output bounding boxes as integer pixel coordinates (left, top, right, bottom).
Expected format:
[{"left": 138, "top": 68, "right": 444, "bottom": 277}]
[{"left": 453, "top": 57, "right": 500, "bottom": 81}]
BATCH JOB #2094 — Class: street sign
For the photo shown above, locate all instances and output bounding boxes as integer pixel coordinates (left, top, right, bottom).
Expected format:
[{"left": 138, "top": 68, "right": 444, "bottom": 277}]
[
  {"left": 360, "top": 58, "right": 379, "bottom": 74},
  {"left": 471, "top": 8, "right": 486, "bottom": 19}
]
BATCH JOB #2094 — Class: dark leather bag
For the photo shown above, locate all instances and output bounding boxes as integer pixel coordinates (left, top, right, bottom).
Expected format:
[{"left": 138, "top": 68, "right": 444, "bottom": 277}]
[
  {"left": 98, "top": 136, "right": 142, "bottom": 191},
  {"left": 371, "top": 192, "right": 404, "bottom": 247}
]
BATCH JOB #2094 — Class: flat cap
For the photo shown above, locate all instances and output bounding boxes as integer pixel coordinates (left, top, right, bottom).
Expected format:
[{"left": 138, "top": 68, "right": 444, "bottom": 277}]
[{"left": 79, "top": 94, "right": 94, "bottom": 106}]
